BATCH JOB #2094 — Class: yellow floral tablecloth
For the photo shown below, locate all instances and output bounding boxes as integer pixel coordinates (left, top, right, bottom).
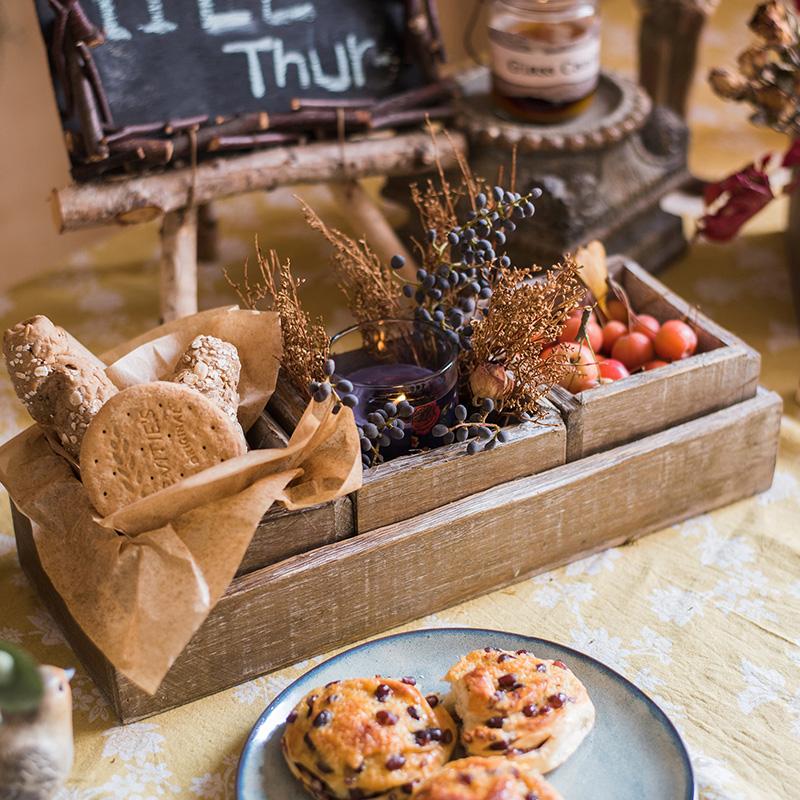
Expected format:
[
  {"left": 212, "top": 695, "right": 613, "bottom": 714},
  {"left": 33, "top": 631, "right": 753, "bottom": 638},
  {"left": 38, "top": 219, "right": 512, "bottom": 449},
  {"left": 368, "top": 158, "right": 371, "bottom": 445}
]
[{"left": 1, "top": 1, "right": 799, "bottom": 798}]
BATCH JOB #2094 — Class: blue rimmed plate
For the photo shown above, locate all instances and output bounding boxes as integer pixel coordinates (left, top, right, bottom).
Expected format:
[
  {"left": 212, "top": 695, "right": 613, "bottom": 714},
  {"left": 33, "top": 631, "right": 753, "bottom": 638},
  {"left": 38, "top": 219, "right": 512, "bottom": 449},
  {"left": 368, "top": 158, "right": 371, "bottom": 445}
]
[{"left": 237, "top": 628, "right": 695, "bottom": 799}]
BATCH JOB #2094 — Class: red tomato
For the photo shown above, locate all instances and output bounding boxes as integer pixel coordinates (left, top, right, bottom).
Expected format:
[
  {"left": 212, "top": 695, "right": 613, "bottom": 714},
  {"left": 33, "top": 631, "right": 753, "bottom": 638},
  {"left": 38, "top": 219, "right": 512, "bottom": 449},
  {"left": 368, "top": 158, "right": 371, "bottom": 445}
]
[
  {"left": 654, "top": 320, "right": 698, "bottom": 361},
  {"left": 601, "top": 320, "right": 627, "bottom": 354},
  {"left": 643, "top": 359, "right": 670, "bottom": 371},
  {"left": 611, "top": 332, "right": 654, "bottom": 371},
  {"left": 559, "top": 313, "right": 603, "bottom": 353},
  {"left": 606, "top": 299, "right": 628, "bottom": 323},
  {"left": 543, "top": 342, "right": 600, "bottom": 394},
  {"left": 598, "top": 358, "right": 630, "bottom": 381},
  {"left": 631, "top": 314, "right": 660, "bottom": 341}
]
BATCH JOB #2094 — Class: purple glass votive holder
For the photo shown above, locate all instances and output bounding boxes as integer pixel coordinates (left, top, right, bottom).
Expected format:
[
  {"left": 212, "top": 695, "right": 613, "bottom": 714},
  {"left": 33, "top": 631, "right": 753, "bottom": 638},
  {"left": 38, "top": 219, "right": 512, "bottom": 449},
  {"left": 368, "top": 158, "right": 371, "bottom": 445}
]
[{"left": 330, "top": 319, "right": 460, "bottom": 459}]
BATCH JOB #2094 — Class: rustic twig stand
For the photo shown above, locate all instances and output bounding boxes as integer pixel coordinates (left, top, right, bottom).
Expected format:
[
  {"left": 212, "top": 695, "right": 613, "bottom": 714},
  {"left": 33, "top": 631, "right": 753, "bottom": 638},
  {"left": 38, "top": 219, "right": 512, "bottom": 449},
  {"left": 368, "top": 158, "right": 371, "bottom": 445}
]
[
  {"left": 51, "top": 130, "right": 464, "bottom": 318},
  {"left": 39, "top": 0, "right": 454, "bottom": 320}
]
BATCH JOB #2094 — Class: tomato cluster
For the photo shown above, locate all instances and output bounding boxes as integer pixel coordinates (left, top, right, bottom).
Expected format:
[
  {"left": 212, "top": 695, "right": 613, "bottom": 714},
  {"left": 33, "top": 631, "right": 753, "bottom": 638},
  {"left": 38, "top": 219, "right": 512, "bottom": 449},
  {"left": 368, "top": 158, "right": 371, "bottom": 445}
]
[{"left": 543, "top": 304, "right": 699, "bottom": 394}]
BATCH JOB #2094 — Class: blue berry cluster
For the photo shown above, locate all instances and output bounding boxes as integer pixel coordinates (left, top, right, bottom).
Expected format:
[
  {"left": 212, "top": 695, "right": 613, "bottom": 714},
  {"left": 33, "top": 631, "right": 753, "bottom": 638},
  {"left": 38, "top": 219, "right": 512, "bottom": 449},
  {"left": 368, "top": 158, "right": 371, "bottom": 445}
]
[
  {"left": 392, "top": 185, "right": 542, "bottom": 351},
  {"left": 307, "top": 358, "right": 358, "bottom": 414},
  {"left": 430, "top": 397, "right": 510, "bottom": 455},
  {"left": 357, "top": 399, "right": 415, "bottom": 468}
]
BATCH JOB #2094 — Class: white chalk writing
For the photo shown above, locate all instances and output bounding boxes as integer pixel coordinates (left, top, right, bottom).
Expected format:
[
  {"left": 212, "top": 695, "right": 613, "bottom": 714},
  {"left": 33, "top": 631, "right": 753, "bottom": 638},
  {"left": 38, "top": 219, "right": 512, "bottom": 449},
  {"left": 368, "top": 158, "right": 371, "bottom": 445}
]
[
  {"left": 224, "top": 33, "right": 380, "bottom": 97},
  {"left": 138, "top": 0, "right": 177, "bottom": 34},
  {"left": 197, "top": 0, "right": 253, "bottom": 34},
  {"left": 92, "top": 0, "right": 131, "bottom": 41}
]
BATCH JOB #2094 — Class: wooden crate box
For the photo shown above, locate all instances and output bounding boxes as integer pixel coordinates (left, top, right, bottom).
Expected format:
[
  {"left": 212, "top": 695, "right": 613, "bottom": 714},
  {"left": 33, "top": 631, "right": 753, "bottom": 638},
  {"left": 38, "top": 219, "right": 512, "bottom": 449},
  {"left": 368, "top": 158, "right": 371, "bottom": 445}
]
[
  {"left": 267, "top": 380, "right": 567, "bottom": 537},
  {"left": 549, "top": 256, "right": 761, "bottom": 461},
  {"left": 13, "top": 389, "right": 781, "bottom": 722},
  {"left": 238, "top": 399, "right": 566, "bottom": 573}
]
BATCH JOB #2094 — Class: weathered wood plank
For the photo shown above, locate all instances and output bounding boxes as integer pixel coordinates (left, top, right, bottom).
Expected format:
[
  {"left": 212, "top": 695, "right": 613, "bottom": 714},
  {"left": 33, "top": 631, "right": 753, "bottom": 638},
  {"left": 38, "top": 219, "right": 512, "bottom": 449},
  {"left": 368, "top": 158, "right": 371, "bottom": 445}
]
[
  {"left": 245, "top": 410, "right": 290, "bottom": 451},
  {"left": 237, "top": 496, "right": 354, "bottom": 576},
  {"left": 549, "top": 256, "right": 761, "bottom": 460},
  {"left": 53, "top": 131, "right": 468, "bottom": 231},
  {"left": 14, "top": 389, "right": 777, "bottom": 721},
  {"left": 357, "top": 402, "right": 565, "bottom": 531},
  {"left": 267, "top": 373, "right": 307, "bottom": 433}
]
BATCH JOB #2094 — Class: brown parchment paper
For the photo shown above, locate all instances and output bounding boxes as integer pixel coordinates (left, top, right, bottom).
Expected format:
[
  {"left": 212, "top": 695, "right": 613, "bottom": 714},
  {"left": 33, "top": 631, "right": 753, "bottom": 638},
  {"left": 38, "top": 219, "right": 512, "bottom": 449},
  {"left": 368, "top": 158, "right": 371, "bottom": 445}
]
[{"left": 0, "top": 308, "right": 362, "bottom": 694}]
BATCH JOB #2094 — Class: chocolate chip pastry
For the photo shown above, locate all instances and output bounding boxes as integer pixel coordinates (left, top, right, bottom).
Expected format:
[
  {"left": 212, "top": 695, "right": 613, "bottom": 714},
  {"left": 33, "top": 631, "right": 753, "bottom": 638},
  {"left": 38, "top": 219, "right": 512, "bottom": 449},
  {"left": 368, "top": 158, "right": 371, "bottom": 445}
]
[
  {"left": 282, "top": 677, "right": 457, "bottom": 799},
  {"left": 445, "top": 648, "right": 595, "bottom": 773},
  {"left": 3, "top": 316, "right": 117, "bottom": 460},
  {"left": 412, "top": 756, "right": 564, "bottom": 800}
]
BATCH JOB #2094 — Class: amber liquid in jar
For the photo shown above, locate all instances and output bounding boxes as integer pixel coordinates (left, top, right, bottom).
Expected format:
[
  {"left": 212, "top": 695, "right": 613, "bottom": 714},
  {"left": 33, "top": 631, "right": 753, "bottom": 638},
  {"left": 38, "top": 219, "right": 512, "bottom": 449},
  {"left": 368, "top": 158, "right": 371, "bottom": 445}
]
[{"left": 488, "top": 0, "right": 601, "bottom": 124}]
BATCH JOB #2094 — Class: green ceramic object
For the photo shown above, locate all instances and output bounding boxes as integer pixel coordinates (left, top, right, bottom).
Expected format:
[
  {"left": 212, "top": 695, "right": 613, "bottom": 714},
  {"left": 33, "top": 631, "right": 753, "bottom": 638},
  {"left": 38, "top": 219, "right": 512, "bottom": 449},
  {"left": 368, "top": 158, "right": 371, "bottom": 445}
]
[{"left": 0, "top": 642, "right": 44, "bottom": 714}]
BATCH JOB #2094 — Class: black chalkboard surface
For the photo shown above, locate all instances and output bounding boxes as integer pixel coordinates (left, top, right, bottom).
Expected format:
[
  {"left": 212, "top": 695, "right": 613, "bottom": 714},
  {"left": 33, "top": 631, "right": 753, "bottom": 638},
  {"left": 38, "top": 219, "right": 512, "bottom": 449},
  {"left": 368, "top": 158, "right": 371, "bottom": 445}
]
[
  {"left": 36, "top": 0, "right": 421, "bottom": 126},
  {"left": 34, "top": 0, "right": 453, "bottom": 179}
]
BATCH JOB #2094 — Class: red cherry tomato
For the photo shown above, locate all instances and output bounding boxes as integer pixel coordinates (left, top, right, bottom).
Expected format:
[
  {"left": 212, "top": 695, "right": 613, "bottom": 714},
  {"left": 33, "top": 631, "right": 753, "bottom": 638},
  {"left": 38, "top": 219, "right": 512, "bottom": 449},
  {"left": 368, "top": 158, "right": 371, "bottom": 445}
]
[
  {"left": 654, "top": 320, "right": 698, "bottom": 361},
  {"left": 606, "top": 299, "right": 628, "bottom": 323},
  {"left": 559, "top": 313, "right": 603, "bottom": 353},
  {"left": 601, "top": 320, "right": 627, "bottom": 354},
  {"left": 612, "top": 332, "right": 654, "bottom": 371},
  {"left": 598, "top": 358, "right": 630, "bottom": 381},
  {"left": 643, "top": 359, "right": 670, "bottom": 371},
  {"left": 631, "top": 314, "right": 660, "bottom": 341}
]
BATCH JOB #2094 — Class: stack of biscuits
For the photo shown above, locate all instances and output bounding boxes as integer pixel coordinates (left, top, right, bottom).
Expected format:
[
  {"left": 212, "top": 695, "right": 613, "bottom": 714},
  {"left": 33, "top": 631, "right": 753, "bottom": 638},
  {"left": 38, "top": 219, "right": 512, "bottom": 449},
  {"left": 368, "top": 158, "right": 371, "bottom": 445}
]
[
  {"left": 281, "top": 648, "right": 596, "bottom": 799},
  {"left": 3, "top": 316, "right": 248, "bottom": 516}
]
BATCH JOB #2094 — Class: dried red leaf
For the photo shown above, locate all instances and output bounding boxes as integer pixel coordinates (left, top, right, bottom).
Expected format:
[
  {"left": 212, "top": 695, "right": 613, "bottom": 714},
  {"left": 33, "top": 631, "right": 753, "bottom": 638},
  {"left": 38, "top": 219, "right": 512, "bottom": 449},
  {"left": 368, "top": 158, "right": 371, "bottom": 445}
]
[
  {"left": 782, "top": 138, "right": 800, "bottom": 168},
  {"left": 698, "top": 163, "right": 775, "bottom": 242}
]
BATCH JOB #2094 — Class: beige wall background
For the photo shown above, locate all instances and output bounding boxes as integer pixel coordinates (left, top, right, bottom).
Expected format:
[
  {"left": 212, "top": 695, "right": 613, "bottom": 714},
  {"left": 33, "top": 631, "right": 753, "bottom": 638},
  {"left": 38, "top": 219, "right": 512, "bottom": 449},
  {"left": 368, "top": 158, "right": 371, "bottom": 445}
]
[{"left": 0, "top": 1, "right": 758, "bottom": 292}]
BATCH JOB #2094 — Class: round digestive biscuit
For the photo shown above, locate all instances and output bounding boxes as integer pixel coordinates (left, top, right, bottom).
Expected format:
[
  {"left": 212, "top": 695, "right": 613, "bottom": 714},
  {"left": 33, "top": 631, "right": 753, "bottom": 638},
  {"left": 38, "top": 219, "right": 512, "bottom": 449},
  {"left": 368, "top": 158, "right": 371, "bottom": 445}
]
[
  {"left": 80, "top": 382, "right": 247, "bottom": 517},
  {"left": 412, "top": 756, "right": 564, "bottom": 800},
  {"left": 282, "top": 677, "right": 457, "bottom": 800},
  {"left": 445, "top": 648, "right": 595, "bottom": 773}
]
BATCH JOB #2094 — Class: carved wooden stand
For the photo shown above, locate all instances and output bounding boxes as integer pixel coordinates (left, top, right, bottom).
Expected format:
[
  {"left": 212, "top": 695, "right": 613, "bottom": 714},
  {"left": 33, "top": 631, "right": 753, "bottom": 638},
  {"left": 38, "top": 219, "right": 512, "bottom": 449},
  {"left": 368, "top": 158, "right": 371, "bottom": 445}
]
[{"left": 385, "top": 70, "right": 691, "bottom": 273}]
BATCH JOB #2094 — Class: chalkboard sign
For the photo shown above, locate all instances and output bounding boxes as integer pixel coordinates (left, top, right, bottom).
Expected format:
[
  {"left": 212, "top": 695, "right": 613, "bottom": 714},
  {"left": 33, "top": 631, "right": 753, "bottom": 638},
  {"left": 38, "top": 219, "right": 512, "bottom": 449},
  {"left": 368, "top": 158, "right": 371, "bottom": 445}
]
[{"left": 35, "top": 0, "right": 449, "bottom": 179}]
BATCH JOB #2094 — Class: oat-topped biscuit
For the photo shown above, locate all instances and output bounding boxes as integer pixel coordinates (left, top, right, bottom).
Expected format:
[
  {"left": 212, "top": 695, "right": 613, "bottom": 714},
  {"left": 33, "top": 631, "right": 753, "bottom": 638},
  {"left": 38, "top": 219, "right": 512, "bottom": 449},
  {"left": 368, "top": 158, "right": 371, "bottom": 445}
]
[
  {"left": 446, "top": 648, "right": 595, "bottom": 773},
  {"left": 3, "top": 315, "right": 117, "bottom": 459},
  {"left": 412, "top": 756, "right": 564, "bottom": 800},
  {"left": 170, "top": 335, "right": 241, "bottom": 423},
  {"left": 282, "top": 677, "right": 456, "bottom": 800}
]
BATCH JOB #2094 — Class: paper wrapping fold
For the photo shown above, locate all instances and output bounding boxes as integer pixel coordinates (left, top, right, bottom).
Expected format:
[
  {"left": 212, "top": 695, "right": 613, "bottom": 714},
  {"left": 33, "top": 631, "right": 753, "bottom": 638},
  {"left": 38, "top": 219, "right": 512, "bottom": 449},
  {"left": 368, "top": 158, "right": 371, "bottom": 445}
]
[{"left": 0, "top": 308, "right": 362, "bottom": 694}]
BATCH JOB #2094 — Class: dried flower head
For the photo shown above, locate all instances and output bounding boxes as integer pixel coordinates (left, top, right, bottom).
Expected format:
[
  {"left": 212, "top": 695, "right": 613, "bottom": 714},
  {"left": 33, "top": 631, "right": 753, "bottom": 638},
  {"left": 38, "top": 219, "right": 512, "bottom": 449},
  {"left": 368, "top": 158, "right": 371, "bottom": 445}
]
[
  {"left": 709, "top": 0, "right": 800, "bottom": 135},
  {"left": 749, "top": 0, "right": 793, "bottom": 44},
  {"left": 737, "top": 46, "right": 771, "bottom": 78},
  {"left": 708, "top": 68, "right": 749, "bottom": 101},
  {"left": 224, "top": 241, "right": 328, "bottom": 397},
  {"left": 466, "top": 259, "right": 584, "bottom": 415},
  {"left": 301, "top": 200, "right": 403, "bottom": 325}
]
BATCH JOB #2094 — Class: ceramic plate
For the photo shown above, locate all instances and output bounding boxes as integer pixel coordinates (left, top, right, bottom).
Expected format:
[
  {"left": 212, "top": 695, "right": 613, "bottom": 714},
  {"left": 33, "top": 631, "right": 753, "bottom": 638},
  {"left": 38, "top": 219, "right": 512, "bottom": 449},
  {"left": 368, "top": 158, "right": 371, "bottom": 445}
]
[{"left": 237, "top": 628, "right": 695, "bottom": 799}]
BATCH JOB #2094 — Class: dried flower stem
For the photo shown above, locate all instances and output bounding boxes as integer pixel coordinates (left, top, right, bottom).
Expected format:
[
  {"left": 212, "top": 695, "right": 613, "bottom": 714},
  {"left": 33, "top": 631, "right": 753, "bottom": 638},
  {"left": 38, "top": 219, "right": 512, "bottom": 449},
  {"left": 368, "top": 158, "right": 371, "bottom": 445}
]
[
  {"left": 224, "top": 240, "right": 328, "bottom": 397},
  {"left": 301, "top": 199, "right": 403, "bottom": 324},
  {"left": 467, "top": 259, "right": 584, "bottom": 415}
]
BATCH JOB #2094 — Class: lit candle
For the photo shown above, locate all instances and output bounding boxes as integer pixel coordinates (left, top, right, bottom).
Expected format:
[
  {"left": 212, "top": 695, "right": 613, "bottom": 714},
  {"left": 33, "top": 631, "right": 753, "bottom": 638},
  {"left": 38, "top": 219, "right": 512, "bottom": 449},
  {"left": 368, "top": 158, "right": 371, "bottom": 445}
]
[{"left": 330, "top": 319, "right": 459, "bottom": 461}]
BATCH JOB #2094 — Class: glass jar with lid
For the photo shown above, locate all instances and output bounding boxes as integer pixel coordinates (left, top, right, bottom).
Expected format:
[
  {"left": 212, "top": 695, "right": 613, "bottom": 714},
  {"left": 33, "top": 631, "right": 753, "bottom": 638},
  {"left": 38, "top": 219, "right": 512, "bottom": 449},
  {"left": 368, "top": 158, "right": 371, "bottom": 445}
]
[{"left": 488, "top": 0, "right": 601, "bottom": 124}]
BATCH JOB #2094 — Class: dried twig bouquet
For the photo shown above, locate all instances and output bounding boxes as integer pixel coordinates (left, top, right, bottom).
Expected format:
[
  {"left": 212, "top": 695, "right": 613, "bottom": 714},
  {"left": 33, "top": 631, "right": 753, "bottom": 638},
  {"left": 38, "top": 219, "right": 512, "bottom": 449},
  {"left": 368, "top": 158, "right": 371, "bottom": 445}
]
[{"left": 228, "top": 151, "right": 583, "bottom": 468}]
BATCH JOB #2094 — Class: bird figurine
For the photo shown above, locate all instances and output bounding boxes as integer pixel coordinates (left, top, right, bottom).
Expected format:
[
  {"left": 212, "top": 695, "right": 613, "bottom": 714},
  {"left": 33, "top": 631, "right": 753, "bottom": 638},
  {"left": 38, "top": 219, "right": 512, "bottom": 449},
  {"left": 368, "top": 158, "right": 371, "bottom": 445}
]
[{"left": 0, "top": 642, "right": 74, "bottom": 800}]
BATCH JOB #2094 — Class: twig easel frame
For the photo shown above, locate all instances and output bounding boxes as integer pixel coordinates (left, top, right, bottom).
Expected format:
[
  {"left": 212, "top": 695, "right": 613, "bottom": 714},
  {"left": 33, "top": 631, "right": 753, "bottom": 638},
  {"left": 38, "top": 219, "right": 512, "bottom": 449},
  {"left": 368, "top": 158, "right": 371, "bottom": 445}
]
[{"left": 45, "top": 0, "right": 457, "bottom": 320}]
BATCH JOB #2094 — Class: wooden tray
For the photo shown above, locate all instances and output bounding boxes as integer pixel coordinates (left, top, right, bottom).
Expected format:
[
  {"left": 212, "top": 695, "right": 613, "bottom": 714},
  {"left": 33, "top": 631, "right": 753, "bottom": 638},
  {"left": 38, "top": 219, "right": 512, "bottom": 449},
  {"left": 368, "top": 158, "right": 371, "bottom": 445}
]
[
  {"left": 13, "top": 388, "right": 781, "bottom": 722},
  {"left": 549, "top": 256, "right": 761, "bottom": 461},
  {"left": 234, "top": 400, "right": 566, "bottom": 574}
]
